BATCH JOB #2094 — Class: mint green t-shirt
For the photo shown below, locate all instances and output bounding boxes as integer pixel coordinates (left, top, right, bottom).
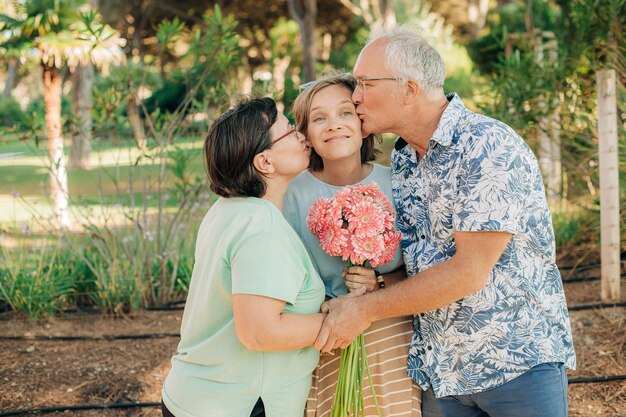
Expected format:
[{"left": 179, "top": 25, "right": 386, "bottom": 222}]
[
  {"left": 284, "top": 164, "right": 404, "bottom": 298},
  {"left": 162, "top": 197, "right": 325, "bottom": 417}
]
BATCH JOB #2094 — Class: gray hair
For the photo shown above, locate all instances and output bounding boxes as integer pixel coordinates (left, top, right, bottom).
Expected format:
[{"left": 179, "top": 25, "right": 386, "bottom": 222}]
[{"left": 367, "top": 26, "right": 445, "bottom": 97}]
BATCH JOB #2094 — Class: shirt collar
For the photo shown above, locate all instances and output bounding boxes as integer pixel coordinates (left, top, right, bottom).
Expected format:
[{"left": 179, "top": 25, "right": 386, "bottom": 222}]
[
  {"left": 430, "top": 93, "right": 464, "bottom": 147},
  {"left": 394, "top": 93, "right": 464, "bottom": 155}
]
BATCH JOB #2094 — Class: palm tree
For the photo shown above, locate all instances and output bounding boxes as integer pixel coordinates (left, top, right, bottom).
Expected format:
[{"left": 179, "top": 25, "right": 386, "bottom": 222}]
[{"left": 0, "top": 0, "right": 124, "bottom": 228}]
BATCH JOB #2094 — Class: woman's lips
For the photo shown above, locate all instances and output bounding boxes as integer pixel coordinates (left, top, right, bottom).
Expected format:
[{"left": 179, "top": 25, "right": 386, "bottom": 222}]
[{"left": 324, "top": 135, "right": 350, "bottom": 142}]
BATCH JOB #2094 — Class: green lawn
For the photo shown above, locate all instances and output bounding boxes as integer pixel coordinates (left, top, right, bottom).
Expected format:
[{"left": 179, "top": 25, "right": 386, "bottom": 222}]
[
  {"left": 0, "top": 131, "right": 399, "bottom": 227},
  {"left": 0, "top": 134, "right": 206, "bottom": 225}
]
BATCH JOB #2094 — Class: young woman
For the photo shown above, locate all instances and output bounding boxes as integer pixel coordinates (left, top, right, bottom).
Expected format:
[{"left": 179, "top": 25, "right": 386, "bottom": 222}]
[
  {"left": 161, "top": 97, "right": 326, "bottom": 417},
  {"left": 284, "top": 73, "right": 422, "bottom": 416}
]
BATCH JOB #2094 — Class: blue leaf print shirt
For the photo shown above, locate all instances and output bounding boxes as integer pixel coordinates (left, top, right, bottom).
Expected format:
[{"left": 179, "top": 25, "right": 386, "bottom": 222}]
[{"left": 391, "top": 93, "right": 576, "bottom": 397}]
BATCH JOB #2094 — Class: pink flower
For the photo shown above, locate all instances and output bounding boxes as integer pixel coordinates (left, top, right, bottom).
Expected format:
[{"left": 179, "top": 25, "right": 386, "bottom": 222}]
[
  {"left": 354, "top": 182, "right": 386, "bottom": 202},
  {"left": 307, "top": 182, "right": 401, "bottom": 268},
  {"left": 346, "top": 202, "right": 385, "bottom": 237},
  {"left": 373, "top": 194, "right": 394, "bottom": 215},
  {"left": 375, "top": 230, "right": 402, "bottom": 267},
  {"left": 340, "top": 236, "right": 354, "bottom": 262},
  {"left": 326, "top": 200, "right": 344, "bottom": 227},
  {"left": 350, "top": 234, "right": 384, "bottom": 265},
  {"left": 307, "top": 198, "right": 331, "bottom": 234},
  {"left": 319, "top": 223, "right": 349, "bottom": 257},
  {"left": 383, "top": 213, "right": 395, "bottom": 231},
  {"left": 343, "top": 193, "right": 370, "bottom": 219}
]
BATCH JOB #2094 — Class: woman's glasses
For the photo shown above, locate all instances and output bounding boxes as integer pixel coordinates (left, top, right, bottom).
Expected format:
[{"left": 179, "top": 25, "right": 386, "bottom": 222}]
[{"left": 272, "top": 123, "right": 298, "bottom": 144}]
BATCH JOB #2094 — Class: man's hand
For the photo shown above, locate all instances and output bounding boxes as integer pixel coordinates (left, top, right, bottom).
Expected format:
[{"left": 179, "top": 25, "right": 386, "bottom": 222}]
[{"left": 315, "top": 286, "right": 370, "bottom": 352}]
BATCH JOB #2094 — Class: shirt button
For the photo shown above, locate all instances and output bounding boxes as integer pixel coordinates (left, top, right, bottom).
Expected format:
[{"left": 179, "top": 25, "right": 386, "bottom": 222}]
[
  {"left": 416, "top": 196, "right": 422, "bottom": 201},
  {"left": 420, "top": 235, "right": 426, "bottom": 240},
  {"left": 427, "top": 345, "right": 432, "bottom": 351}
]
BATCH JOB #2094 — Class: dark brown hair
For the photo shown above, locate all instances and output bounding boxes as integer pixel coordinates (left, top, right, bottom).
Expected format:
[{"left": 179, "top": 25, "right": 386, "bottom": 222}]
[
  {"left": 292, "top": 72, "right": 380, "bottom": 171},
  {"left": 204, "top": 97, "right": 277, "bottom": 198}
]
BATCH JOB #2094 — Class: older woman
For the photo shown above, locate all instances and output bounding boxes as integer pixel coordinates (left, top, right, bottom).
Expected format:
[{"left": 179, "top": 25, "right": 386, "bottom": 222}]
[
  {"left": 284, "top": 73, "right": 422, "bottom": 416},
  {"left": 161, "top": 97, "right": 326, "bottom": 417}
]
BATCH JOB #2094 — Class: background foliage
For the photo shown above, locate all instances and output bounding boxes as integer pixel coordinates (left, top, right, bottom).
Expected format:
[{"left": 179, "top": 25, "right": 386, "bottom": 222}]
[{"left": 0, "top": 0, "right": 623, "bottom": 318}]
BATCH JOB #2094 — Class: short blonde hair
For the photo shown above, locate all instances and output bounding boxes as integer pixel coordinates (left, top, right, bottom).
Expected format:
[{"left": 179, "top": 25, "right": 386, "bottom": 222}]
[{"left": 291, "top": 72, "right": 381, "bottom": 171}]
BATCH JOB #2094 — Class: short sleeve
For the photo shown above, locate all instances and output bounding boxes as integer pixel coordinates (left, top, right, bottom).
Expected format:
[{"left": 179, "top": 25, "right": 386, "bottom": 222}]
[
  {"left": 452, "top": 128, "right": 531, "bottom": 234},
  {"left": 230, "top": 224, "right": 305, "bottom": 305}
]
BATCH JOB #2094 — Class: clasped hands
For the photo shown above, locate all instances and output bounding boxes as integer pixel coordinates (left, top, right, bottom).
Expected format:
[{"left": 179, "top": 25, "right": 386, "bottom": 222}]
[{"left": 314, "top": 266, "right": 376, "bottom": 352}]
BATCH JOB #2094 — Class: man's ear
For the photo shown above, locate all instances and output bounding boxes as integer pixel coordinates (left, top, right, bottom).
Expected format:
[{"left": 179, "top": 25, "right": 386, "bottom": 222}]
[
  {"left": 404, "top": 80, "right": 420, "bottom": 103},
  {"left": 253, "top": 151, "right": 274, "bottom": 175}
]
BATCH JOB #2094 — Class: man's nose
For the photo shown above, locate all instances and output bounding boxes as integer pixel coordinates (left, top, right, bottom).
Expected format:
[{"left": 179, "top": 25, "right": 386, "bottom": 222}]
[{"left": 351, "top": 88, "right": 363, "bottom": 104}]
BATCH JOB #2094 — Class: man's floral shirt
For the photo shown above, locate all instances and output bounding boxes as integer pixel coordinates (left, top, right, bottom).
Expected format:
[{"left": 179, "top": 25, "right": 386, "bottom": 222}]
[{"left": 391, "top": 93, "right": 576, "bottom": 397}]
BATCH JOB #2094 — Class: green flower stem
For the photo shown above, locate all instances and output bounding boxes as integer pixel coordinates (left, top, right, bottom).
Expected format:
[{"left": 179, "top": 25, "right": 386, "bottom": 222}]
[
  {"left": 330, "top": 333, "right": 382, "bottom": 417},
  {"left": 330, "top": 261, "right": 382, "bottom": 417},
  {"left": 363, "top": 333, "right": 381, "bottom": 416}
]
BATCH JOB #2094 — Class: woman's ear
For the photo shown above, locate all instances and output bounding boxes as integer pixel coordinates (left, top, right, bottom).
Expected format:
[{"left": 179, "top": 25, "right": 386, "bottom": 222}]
[{"left": 253, "top": 151, "right": 275, "bottom": 175}]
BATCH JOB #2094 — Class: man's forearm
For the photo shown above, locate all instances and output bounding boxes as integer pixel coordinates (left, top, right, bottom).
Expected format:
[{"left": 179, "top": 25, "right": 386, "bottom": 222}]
[
  {"left": 314, "top": 231, "right": 512, "bottom": 352},
  {"left": 358, "top": 255, "right": 488, "bottom": 323}
]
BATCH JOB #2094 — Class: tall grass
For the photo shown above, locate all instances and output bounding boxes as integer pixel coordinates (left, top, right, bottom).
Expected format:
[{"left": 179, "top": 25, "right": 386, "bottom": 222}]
[
  {"left": 0, "top": 7, "right": 240, "bottom": 319},
  {"left": 551, "top": 201, "right": 599, "bottom": 258},
  {"left": 0, "top": 244, "right": 74, "bottom": 320}
]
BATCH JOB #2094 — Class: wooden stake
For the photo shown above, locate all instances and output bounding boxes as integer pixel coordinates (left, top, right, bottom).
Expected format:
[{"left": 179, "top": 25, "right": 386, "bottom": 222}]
[{"left": 597, "top": 69, "right": 621, "bottom": 302}]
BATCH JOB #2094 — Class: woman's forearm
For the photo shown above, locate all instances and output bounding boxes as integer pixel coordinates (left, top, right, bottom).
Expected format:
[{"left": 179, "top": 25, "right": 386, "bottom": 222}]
[
  {"left": 256, "top": 312, "right": 326, "bottom": 351},
  {"left": 233, "top": 294, "right": 325, "bottom": 351}
]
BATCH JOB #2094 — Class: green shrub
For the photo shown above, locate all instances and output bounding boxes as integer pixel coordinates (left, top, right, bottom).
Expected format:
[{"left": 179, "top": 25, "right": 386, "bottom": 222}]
[
  {"left": 85, "top": 246, "right": 144, "bottom": 315},
  {"left": 552, "top": 205, "right": 598, "bottom": 249},
  {"left": 0, "top": 97, "right": 27, "bottom": 128},
  {"left": 0, "top": 6, "right": 241, "bottom": 317},
  {"left": 445, "top": 68, "right": 476, "bottom": 101},
  {"left": 0, "top": 245, "right": 74, "bottom": 320}
]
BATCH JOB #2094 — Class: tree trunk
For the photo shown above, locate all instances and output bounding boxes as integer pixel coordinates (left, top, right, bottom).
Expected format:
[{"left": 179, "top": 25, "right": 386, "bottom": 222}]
[
  {"left": 467, "top": 0, "right": 490, "bottom": 40},
  {"left": 2, "top": 59, "right": 20, "bottom": 98},
  {"left": 382, "top": 0, "right": 396, "bottom": 27},
  {"left": 70, "top": 63, "right": 94, "bottom": 169},
  {"left": 547, "top": 37, "right": 561, "bottom": 203},
  {"left": 535, "top": 32, "right": 562, "bottom": 204},
  {"left": 287, "top": 0, "right": 317, "bottom": 82},
  {"left": 43, "top": 63, "right": 71, "bottom": 229},
  {"left": 272, "top": 56, "right": 292, "bottom": 113},
  {"left": 597, "top": 69, "right": 621, "bottom": 302},
  {"left": 321, "top": 32, "right": 332, "bottom": 62},
  {"left": 127, "top": 94, "right": 146, "bottom": 149},
  {"left": 339, "top": 0, "right": 396, "bottom": 31},
  {"left": 3, "top": 2, "right": 19, "bottom": 97},
  {"left": 238, "top": 67, "right": 254, "bottom": 95}
]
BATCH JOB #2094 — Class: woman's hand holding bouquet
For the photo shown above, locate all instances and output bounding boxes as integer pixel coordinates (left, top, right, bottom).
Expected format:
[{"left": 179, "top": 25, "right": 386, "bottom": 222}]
[{"left": 342, "top": 266, "right": 379, "bottom": 293}]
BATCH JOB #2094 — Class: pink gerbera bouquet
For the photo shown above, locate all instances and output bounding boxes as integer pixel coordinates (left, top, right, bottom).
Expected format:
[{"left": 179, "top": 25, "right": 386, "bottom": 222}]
[{"left": 307, "top": 182, "right": 401, "bottom": 417}]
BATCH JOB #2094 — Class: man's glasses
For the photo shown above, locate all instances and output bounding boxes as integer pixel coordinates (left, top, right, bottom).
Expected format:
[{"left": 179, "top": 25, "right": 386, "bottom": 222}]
[
  {"left": 355, "top": 77, "right": 399, "bottom": 93},
  {"left": 272, "top": 123, "right": 298, "bottom": 145},
  {"left": 298, "top": 75, "right": 400, "bottom": 93}
]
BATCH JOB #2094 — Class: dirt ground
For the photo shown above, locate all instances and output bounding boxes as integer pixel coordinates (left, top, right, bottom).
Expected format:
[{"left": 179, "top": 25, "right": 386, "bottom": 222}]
[{"left": 1, "top": 263, "right": 625, "bottom": 417}]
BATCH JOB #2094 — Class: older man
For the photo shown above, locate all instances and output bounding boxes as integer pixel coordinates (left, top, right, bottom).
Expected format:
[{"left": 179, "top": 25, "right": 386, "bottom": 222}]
[{"left": 315, "top": 26, "right": 576, "bottom": 417}]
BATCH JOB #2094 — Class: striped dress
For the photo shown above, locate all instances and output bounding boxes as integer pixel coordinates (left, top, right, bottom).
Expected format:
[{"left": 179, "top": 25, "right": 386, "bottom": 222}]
[{"left": 305, "top": 316, "right": 422, "bottom": 417}]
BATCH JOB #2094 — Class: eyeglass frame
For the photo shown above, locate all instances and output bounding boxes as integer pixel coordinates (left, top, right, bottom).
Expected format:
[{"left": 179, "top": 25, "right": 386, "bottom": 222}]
[
  {"left": 355, "top": 77, "right": 401, "bottom": 92},
  {"left": 271, "top": 123, "right": 299, "bottom": 145}
]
